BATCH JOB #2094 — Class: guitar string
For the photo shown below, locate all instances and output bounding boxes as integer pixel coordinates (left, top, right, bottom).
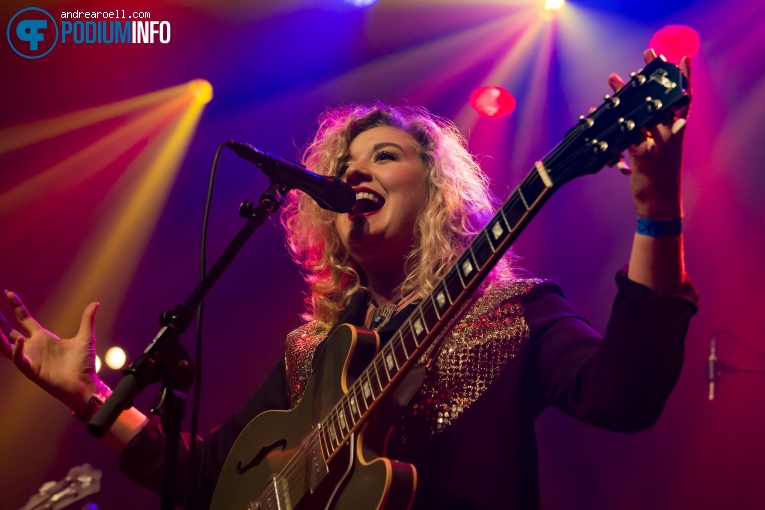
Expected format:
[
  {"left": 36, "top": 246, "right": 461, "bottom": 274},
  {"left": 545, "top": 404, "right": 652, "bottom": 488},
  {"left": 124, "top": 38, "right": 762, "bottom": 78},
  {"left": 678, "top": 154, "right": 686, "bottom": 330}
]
[
  {"left": 255, "top": 340, "right": 408, "bottom": 506},
  {"left": 250, "top": 79, "right": 677, "bottom": 506}
]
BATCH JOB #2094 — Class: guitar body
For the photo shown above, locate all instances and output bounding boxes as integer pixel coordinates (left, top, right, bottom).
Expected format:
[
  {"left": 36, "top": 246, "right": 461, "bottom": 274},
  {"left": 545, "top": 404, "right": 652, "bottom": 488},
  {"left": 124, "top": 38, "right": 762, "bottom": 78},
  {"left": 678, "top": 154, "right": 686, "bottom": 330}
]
[{"left": 210, "top": 324, "right": 417, "bottom": 510}]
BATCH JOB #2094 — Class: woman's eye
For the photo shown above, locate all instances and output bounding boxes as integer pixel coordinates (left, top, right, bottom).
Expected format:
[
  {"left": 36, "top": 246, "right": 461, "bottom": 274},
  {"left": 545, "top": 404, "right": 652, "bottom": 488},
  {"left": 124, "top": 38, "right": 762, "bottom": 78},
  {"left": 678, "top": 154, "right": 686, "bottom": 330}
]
[{"left": 374, "top": 150, "right": 397, "bottom": 162}]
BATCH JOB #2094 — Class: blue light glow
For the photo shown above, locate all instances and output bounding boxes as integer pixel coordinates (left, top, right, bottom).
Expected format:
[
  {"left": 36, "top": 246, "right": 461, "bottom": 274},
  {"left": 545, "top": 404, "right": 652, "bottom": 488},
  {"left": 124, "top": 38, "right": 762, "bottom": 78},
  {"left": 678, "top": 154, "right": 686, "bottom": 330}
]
[{"left": 345, "top": 0, "right": 378, "bottom": 7}]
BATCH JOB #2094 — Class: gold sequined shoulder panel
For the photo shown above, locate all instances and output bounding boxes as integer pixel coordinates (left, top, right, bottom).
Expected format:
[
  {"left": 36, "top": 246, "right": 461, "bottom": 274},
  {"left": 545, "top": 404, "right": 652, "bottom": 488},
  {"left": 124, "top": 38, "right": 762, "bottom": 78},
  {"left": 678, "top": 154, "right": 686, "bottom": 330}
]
[
  {"left": 399, "top": 279, "right": 543, "bottom": 451},
  {"left": 284, "top": 321, "right": 329, "bottom": 408}
]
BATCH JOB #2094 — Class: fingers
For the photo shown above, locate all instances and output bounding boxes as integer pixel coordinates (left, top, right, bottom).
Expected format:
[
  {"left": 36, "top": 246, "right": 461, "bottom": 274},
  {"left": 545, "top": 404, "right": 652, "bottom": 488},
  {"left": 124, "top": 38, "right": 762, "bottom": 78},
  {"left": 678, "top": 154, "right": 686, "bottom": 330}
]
[
  {"left": 78, "top": 302, "right": 100, "bottom": 341},
  {"left": 6, "top": 291, "right": 42, "bottom": 335},
  {"left": 0, "top": 327, "right": 12, "bottom": 359},
  {"left": 0, "top": 292, "right": 23, "bottom": 355},
  {"left": 616, "top": 157, "right": 631, "bottom": 175},
  {"left": 11, "top": 336, "right": 32, "bottom": 375}
]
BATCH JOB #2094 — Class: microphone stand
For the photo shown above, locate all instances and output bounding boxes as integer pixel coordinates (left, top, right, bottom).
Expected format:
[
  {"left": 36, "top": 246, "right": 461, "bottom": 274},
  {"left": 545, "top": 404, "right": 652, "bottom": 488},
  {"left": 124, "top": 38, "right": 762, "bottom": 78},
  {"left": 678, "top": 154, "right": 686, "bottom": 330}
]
[
  {"left": 88, "top": 182, "right": 288, "bottom": 510},
  {"left": 713, "top": 360, "right": 765, "bottom": 377}
]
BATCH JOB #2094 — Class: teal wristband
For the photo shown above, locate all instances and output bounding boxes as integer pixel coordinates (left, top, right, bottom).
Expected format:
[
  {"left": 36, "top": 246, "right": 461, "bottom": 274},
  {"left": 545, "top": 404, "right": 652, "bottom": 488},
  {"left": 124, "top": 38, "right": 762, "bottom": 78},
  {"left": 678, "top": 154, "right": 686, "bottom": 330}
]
[{"left": 637, "top": 217, "right": 682, "bottom": 237}]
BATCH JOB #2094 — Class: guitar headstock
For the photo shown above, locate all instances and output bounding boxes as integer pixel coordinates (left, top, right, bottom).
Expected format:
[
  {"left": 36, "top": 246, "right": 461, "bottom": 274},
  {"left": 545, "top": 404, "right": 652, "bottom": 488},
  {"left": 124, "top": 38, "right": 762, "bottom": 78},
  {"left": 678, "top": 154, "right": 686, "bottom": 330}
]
[
  {"left": 545, "top": 56, "right": 690, "bottom": 184},
  {"left": 20, "top": 463, "right": 102, "bottom": 510}
]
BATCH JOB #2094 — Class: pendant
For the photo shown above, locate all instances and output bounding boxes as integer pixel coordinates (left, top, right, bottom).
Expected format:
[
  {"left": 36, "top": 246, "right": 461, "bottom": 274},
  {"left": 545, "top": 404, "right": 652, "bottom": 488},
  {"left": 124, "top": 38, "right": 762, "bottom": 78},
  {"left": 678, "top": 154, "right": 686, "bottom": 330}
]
[{"left": 371, "top": 303, "right": 397, "bottom": 331}]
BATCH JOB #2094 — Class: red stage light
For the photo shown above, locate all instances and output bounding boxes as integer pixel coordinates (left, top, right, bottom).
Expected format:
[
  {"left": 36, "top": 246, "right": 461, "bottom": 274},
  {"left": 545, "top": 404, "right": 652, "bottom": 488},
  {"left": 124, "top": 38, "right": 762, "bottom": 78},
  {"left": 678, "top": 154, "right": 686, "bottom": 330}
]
[
  {"left": 469, "top": 86, "right": 516, "bottom": 119},
  {"left": 649, "top": 25, "right": 700, "bottom": 63}
]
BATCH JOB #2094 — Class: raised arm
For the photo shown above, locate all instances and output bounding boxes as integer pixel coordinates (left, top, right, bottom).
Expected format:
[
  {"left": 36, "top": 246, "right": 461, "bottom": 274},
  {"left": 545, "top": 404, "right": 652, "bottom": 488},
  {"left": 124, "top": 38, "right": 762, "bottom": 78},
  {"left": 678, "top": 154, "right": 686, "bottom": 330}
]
[{"left": 609, "top": 49, "right": 692, "bottom": 294}]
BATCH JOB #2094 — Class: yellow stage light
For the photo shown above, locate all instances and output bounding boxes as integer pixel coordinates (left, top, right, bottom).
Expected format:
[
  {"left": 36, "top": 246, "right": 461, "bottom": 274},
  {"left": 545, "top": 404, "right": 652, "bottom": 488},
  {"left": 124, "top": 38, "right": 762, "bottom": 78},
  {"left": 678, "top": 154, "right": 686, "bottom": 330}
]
[
  {"left": 545, "top": 0, "right": 564, "bottom": 10},
  {"left": 105, "top": 346, "right": 127, "bottom": 370},
  {"left": 189, "top": 79, "right": 214, "bottom": 104}
]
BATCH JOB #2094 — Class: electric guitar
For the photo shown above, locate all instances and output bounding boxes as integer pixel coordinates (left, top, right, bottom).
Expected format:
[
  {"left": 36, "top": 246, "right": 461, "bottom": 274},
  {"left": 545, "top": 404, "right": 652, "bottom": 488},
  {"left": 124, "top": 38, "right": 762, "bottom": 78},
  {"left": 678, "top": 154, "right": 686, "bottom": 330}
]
[{"left": 211, "top": 56, "right": 690, "bottom": 510}]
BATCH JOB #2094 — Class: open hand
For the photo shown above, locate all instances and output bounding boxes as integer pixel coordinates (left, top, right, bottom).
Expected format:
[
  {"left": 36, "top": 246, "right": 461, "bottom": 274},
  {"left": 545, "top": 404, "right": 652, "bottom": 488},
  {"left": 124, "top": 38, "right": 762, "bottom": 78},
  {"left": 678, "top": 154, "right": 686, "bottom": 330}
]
[{"left": 0, "top": 291, "right": 100, "bottom": 411}]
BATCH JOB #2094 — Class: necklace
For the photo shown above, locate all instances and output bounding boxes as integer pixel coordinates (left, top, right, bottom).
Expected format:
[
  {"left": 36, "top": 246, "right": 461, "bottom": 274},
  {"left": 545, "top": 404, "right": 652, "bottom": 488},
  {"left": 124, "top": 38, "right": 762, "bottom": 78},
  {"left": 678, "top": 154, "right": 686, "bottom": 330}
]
[{"left": 370, "top": 302, "right": 398, "bottom": 331}]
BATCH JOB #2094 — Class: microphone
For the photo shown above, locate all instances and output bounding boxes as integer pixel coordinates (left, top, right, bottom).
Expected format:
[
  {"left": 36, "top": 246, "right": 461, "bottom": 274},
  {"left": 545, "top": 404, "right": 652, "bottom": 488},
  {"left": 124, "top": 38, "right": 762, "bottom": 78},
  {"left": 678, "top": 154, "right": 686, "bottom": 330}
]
[
  {"left": 708, "top": 333, "right": 718, "bottom": 401},
  {"left": 228, "top": 141, "right": 356, "bottom": 213}
]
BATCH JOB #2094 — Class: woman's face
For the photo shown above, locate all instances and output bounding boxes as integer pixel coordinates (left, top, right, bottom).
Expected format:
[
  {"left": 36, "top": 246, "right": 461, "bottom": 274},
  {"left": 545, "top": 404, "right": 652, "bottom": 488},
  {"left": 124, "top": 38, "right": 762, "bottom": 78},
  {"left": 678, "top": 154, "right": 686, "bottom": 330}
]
[{"left": 333, "top": 125, "right": 429, "bottom": 271}]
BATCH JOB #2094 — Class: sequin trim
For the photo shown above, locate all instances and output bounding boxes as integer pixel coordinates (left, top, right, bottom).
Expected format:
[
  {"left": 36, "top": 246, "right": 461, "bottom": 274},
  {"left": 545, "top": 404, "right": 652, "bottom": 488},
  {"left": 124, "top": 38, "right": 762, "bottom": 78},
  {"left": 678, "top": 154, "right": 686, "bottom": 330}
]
[
  {"left": 284, "top": 321, "right": 329, "bottom": 407},
  {"left": 283, "top": 280, "right": 542, "bottom": 440},
  {"left": 398, "top": 279, "right": 541, "bottom": 454}
]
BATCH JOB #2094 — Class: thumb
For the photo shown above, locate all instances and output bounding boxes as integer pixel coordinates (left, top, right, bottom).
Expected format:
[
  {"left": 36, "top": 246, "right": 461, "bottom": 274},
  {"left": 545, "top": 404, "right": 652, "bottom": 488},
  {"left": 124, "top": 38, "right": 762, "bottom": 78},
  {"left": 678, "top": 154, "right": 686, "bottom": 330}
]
[{"left": 78, "top": 302, "right": 100, "bottom": 341}]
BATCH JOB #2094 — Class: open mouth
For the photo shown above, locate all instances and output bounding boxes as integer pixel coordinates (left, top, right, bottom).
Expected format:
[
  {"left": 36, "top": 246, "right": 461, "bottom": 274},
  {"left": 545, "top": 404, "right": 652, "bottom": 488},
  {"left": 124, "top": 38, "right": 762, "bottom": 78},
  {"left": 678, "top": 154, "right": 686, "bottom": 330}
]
[{"left": 349, "top": 188, "right": 384, "bottom": 218}]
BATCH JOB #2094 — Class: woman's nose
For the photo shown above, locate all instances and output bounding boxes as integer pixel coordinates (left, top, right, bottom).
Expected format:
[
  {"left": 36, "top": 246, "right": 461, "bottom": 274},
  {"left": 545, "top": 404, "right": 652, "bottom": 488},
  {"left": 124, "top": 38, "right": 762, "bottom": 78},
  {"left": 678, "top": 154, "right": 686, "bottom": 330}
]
[{"left": 343, "top": 164, "right": 371, "bottom": 186}]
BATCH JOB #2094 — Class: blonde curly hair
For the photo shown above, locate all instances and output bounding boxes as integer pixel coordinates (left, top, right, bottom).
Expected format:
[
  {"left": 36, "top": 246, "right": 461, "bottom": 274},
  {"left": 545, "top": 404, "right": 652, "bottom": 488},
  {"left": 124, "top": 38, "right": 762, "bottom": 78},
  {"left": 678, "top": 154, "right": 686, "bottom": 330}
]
[{"left": 281, "top": 103, "right": 512, "bottom": 327}]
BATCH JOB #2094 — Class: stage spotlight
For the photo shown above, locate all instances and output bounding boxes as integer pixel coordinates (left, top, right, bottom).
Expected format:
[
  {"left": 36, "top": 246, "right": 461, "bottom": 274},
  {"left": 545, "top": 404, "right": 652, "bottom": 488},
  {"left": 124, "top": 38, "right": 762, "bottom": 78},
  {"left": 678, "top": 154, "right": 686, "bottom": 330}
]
[
  {"left": 545, "top": 0, "right": 564, "bottom": 10},
  {"left": 189, "top": 79, "right": 214, "bottom": 104},
  {"left": 105, "top": 346, "right": 127, "bottom": 370},
  {"left": 469, "top": 86, "right": 516, "bottom": 119},
  {"left": 649, "top": 25, "right": 700, "bottom": 63},
  {"left": 345, "top": 0, "right": 378, "bottom": 7},
  {"left": 95, "top": 355, "right": 102, "bottom": 374}
]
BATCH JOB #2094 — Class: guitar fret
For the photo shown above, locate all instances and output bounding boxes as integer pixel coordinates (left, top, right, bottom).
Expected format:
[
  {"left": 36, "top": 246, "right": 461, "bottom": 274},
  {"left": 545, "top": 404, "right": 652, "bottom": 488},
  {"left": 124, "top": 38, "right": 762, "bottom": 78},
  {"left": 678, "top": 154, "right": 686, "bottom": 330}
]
[
  {"left": 503, "top": 192, "right": 525, "bottom": 230},
  {"left": 421, "top": 298, "right": 438, "bottom": 331},
  {"left": 472, "top": 233, "right": 493, "bottom": 269},
  {"left": 458, "top": 250, "right": 477, "bottom": 285},
  {"left": 348, "top": 391, "right": 360, "bottom": 419},
  {"left": 398, "top": 331, "right": 409, "bottom": 358},
  {"left": 415, "top": 307, "right": 430, "bottom": 334},
  {"left": 339, "top": 403, "right": 350, "bottom": 435},
  {"left": 428, "top": 294, "right": 442, "bottom": 320},
  {"left": 409, "top": 316, "right": 425, "bottom": 345},
  {"left": 517, "top": 187, "right": 531, "bottom": 210},
  {"left": 444, "top": 269, "right": 463, "bottom": 305},
  {"left": 371, "top": 357, "right": 384, "bottom": 394},
  {"left": 360, "top": 373, "right": 373, "bottom": 402},
  {"left": 355, "top": 385, "right": 368, "bottom": 414},
  {"left": 392, "top": 340, "right": 407, "bottom": 371},
  {"left": 332, "top": 411, "right": 343, "bottom": 447},
  {"left": 483, "top": 229, "right": 497, "bottom": 253},
  {"left": 401, "top": 326, "right": 419, "bottom": 358},
  {"left": 520, "top": 173, "right": 546, "bottom": 207},
  {"left": 328, "top": 417, "right": 338, "bottom": 447},
  {"left": 320, "top": 424, "right": 330, "bottom": 460},
  {"left": 380, "top": 349, "right": 392, "bottom": 382},
  {"left": 383, "top": 343, "right": 399, "bottom": 373},
  {"left": 486, "top": 209, "right": 510, "bottom": 250}
]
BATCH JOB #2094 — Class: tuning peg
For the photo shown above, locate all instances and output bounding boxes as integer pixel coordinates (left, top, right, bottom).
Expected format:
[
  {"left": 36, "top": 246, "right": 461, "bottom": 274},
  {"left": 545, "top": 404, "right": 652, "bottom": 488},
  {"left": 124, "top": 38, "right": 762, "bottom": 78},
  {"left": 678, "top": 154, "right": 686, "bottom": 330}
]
[
  {"left": 604, "top": 94, "right": 620, "bottom": 108},
  {"left": 590, "top": 139, "right": 609, "bottom": 153},
  {"left": 618, "top": 118, "right": 635, "bottom": 132},
  {"left": 646, "top": 97, "right": 663, "bottom": 112},
  {"left": 630, "top": 72, "right": 647, "bottom": 86},
  {"left": 578, "top": 115, "right": 594, "bottom": 128}
]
